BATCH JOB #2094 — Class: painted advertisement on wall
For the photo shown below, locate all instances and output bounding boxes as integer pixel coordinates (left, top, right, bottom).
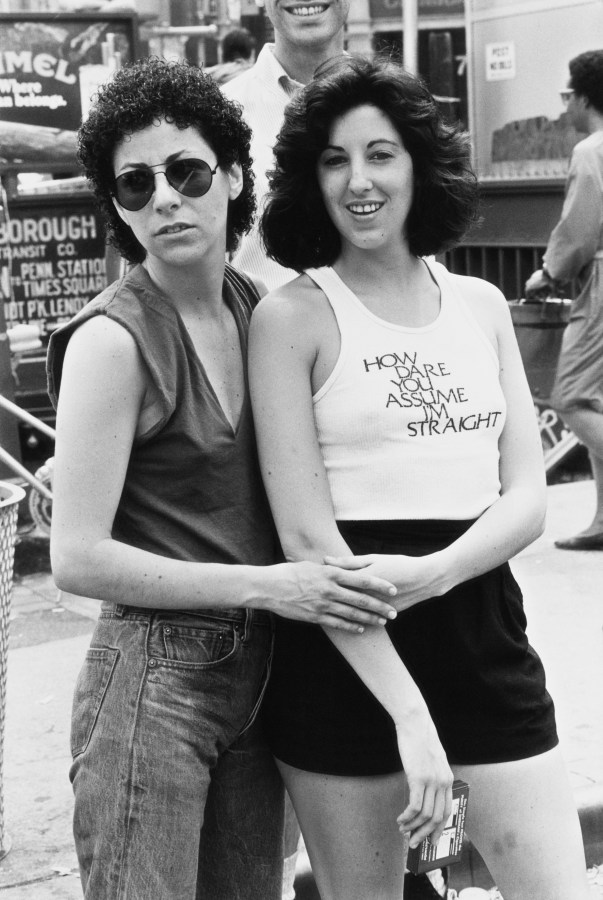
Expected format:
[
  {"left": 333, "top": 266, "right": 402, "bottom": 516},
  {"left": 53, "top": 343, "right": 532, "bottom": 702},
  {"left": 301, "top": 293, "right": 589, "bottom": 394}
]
[{"left": 0, "top": 12, "right": 137, "bottom": 172}]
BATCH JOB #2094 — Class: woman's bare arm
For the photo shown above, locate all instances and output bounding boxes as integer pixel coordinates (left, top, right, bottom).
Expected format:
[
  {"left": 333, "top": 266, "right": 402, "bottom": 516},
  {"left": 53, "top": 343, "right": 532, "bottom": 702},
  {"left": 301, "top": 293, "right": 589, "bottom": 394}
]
[
  {"left": 249, "top": 287, "right": 453, "bottom": 845},
  {"left": 51, "top": 315, "right": 396, "bottom": 630}
]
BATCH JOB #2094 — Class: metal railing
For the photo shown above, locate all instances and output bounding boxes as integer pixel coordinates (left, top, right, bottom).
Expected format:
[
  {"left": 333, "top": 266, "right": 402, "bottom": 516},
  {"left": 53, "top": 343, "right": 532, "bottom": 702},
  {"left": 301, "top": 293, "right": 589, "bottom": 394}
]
[{"left": 442, "top": 243, "right": 576, "bottom": 302}]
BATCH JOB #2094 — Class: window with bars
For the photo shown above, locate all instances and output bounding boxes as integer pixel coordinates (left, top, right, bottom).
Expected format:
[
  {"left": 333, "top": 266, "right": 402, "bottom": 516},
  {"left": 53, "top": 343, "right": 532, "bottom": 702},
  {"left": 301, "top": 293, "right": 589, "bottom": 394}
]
[
  {"left": 442, "top": 245, "right": 546, "bottom": 300},
  {"left": 442, "top": 244, "right": 577, "bottom": 301}
]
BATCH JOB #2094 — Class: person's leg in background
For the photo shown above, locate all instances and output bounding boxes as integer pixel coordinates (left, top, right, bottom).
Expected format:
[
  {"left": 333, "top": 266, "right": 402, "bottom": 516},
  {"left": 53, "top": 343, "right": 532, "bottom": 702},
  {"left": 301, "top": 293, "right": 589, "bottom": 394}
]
[{"left": 553, "top": 404, "right": 603, "bottom": 546}]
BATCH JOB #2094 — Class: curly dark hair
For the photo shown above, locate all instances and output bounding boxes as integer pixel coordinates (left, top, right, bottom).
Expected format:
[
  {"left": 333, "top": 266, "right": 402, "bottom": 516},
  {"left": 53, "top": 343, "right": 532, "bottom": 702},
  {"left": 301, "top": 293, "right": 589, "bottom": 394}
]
[
  {"left": 569, "top": 49, "right": 603, "bottom": 115},
  {"left": 78, "top": 57, "right": 255, "bottom": 263},
  {"left": 261, "top": 55, "right": 478, "bottom": 270}
]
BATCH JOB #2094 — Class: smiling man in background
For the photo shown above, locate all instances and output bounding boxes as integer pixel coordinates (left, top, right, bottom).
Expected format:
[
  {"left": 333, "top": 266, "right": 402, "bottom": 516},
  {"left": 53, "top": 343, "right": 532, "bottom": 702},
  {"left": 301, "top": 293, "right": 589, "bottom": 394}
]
[{"left": 223, "top": 0, "right": 350, "bottom": 291}]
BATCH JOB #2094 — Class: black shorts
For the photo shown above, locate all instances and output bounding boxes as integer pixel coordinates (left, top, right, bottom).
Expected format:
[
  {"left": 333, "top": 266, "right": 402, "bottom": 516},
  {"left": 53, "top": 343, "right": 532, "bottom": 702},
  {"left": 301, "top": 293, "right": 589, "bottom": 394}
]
[{"left": 260, "top": 519, "right": 558, "bottom": 776}]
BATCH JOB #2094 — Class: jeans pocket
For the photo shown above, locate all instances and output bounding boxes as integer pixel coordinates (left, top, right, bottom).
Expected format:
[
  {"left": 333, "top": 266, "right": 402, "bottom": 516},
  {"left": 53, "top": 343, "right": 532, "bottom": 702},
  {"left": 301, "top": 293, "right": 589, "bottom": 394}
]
[
  {"left": 71, "top": 647, "right": 119, "bottom": 758},
  {"left": 158, "top": 619, "right": 239, "bottom": 668}
]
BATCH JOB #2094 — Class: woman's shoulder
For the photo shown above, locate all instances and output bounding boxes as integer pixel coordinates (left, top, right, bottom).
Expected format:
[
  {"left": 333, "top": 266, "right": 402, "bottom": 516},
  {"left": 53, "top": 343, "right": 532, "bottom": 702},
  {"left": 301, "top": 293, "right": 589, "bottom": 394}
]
[
  {"left": 446, "top": 270, "right": 506, "bottom": 301},
  {"left": 435, "top": 266, "right": 512, "bottom": 349},
  {"left": 253, "top": 272, "right": 328, "bottom": 323},
  {"left": 68, "top": 311, "right": 139, "bottom": 354},
  {"left": 441, "top": 268, "right": 509, "bottom": 318},
  {"left": 48, "top": 280, "right": 140, "bottom": 388},
  {"left": 66, "top": 268, "right": 159, "bottom": 356},
  {"left": 250, "top": 272, "right": 336, "bottom": 360}
]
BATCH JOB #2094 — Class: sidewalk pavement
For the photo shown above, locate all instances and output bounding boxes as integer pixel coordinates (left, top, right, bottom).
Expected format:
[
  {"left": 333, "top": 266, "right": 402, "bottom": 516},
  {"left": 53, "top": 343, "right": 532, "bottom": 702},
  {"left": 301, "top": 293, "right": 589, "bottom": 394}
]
[{"left": 0, "top": 480, "right": 601, "bottom": 899}]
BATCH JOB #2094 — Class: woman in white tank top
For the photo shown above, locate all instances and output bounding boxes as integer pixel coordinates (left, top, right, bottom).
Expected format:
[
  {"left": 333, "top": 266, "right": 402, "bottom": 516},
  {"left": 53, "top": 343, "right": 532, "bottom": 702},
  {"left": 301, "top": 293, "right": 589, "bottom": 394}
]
[{"left": 249, "top": 56, "right": 591, "bottom": 900}]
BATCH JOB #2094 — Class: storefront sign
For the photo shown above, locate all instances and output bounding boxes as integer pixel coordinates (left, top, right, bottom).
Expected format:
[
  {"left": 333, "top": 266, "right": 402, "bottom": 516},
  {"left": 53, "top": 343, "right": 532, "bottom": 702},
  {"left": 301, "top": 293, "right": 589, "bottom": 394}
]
[
  {"left": 419, "top": 0, "right": 464, "bottom": 14},
  {"left": 370, "top": 0, "right": 464, "bottom": 21},
  {"left": 0, "top": 12, "right": 136, "bottom": 171},
  {"left": 485, "top": 41, "right": 516, "bottom": 81},
  {"left": 0, "top": 194, "right": 106, "bottom": 338}
]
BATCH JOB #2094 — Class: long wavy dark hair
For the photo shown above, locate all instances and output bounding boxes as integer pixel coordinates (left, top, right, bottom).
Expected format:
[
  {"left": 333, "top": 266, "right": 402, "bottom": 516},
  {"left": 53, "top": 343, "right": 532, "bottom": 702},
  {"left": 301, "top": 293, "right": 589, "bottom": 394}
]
[
  {"left": 261, "top": 55, "right": 478, "bottom": 271},
  {"left": 78, "top": 57, "right": 255, "bottom": 263}
]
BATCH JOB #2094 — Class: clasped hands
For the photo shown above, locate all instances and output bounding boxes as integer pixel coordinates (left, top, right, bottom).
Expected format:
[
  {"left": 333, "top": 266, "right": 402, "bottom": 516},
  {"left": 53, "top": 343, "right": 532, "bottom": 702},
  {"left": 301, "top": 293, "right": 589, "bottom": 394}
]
[
  {"left": 323, "top": 552, "right": 451, "bottom": 614},
  {"left": 273, "top": 551, "right": 449, "bottom": 631}
]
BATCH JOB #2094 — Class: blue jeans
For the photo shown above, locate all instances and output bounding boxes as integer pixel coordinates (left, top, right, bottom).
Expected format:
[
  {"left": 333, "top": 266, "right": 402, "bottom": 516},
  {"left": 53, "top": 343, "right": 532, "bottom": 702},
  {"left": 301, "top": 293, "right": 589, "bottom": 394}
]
[{"left": 70, "top": 604, "right": 285, "bottom": 900}]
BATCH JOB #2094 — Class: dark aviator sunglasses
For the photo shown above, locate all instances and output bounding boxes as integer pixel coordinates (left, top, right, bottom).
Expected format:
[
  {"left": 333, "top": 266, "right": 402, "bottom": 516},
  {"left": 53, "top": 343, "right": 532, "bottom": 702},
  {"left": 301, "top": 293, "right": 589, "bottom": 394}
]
[{"left": 114, "top": 158, "right": 219, "bottom": 211}]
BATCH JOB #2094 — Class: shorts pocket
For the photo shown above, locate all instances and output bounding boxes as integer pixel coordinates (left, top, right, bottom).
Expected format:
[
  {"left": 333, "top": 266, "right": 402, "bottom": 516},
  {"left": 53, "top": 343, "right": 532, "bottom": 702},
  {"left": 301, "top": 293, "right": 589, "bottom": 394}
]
[
  {"left": 71, "top": 647, "right": 119, "bottom": 758},
  {"left": 501, "top": 565, "right": 528, "bottom": 634}
]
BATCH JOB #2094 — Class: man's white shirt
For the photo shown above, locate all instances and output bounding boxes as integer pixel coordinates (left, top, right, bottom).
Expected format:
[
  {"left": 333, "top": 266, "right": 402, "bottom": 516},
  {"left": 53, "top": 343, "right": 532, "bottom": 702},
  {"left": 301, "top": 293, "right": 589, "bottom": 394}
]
[{"left": 223, "top": 44, "right": 302, "bottom": 291}]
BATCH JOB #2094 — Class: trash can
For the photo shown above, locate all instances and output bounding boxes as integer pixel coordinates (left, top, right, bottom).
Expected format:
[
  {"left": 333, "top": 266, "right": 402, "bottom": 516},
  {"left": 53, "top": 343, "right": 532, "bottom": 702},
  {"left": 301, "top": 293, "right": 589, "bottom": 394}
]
[
  {"left": 0, "top": 481, "right": 26, "bottom": 859},
  {"left": 509, "top": 297, "right": 571, "bottom": 401},
  {"left": 509, "top": 297, "right": 579, "bottom": 473}
]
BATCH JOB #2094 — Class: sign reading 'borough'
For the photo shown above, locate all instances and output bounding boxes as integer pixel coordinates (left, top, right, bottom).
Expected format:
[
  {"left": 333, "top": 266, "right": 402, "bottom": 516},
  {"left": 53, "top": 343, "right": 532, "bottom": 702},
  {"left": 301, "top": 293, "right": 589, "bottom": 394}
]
[{"left": 0, "top": 197, "right": 107, "bottom": 338}]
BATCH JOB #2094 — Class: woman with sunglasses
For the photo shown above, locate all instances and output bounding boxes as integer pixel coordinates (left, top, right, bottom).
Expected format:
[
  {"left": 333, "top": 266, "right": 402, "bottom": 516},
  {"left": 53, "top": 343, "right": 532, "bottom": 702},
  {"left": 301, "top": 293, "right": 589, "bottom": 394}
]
[
  {"left": 47, "top": 57, "right": 398, "bottom": 900},
  {"left": 249, "top": 56, "right": 591, "bottom": 900}
]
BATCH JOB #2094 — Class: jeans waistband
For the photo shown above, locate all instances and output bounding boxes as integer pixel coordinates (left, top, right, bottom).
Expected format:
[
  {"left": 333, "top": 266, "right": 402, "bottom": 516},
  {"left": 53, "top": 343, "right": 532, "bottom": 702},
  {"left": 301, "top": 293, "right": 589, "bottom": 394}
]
[{"left": 102, "top": 602, "right": 272, "bottom": 631}]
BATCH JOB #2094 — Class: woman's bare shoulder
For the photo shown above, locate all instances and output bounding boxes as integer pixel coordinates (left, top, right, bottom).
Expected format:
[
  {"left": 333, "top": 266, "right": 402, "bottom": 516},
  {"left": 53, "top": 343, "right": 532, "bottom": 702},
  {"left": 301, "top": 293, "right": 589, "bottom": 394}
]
[
  {"left": 447, "top": 272, "right": 511, "bottom": 325},
  {"left": 447, "top": 271, "right": 506, "bottom": 303},
  {"left": 63, "top": 314, "right": 147, "bottom": 398},
  {"left": 67, "top": 313, "right": 139, "bottom": 356},
  {"left": 252, "top": 273, "right": 331, "bottom": 330},
  {"left": 255, "top": 273, "right": 325, "bottom": 311},
  {"left": 438, "top": 270, "right": 514, "bottom": 355}
]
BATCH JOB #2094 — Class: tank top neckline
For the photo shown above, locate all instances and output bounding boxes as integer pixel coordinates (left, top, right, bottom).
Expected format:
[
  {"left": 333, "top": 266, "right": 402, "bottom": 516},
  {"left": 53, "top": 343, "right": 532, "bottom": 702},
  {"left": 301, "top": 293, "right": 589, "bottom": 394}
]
[
  {"left": 308, "top": 258, "right": 448, "bottom": 335},
  {"left": 135, "top": 264, "right": 250, "bottom": 439}
]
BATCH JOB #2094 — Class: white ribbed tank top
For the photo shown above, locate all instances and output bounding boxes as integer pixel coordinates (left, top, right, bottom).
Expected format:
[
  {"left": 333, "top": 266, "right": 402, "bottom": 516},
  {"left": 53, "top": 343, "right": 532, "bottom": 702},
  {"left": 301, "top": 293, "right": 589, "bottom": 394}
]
[{"left": 308, "top": 260, "right": 506, "bottom": 521}]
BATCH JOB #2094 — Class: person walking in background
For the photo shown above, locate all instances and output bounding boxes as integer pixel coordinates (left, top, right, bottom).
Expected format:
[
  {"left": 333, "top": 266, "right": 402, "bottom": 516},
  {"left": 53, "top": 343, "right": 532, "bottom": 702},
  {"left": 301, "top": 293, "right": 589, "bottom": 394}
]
[
  {"left": 46, "top": 57, "right": 398, "bottom": 900},
  {"left": 250, "top": 55, "right": 592, "bottom": 900},
  {"left": 223, "top": 0, "right": 349, "bottom": 290},
  {"left": 205, "top": 27, "right": 256, "bottom": 86},
  {"left": 526, "top": 49, "right": 603, "bottom": 550}
]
